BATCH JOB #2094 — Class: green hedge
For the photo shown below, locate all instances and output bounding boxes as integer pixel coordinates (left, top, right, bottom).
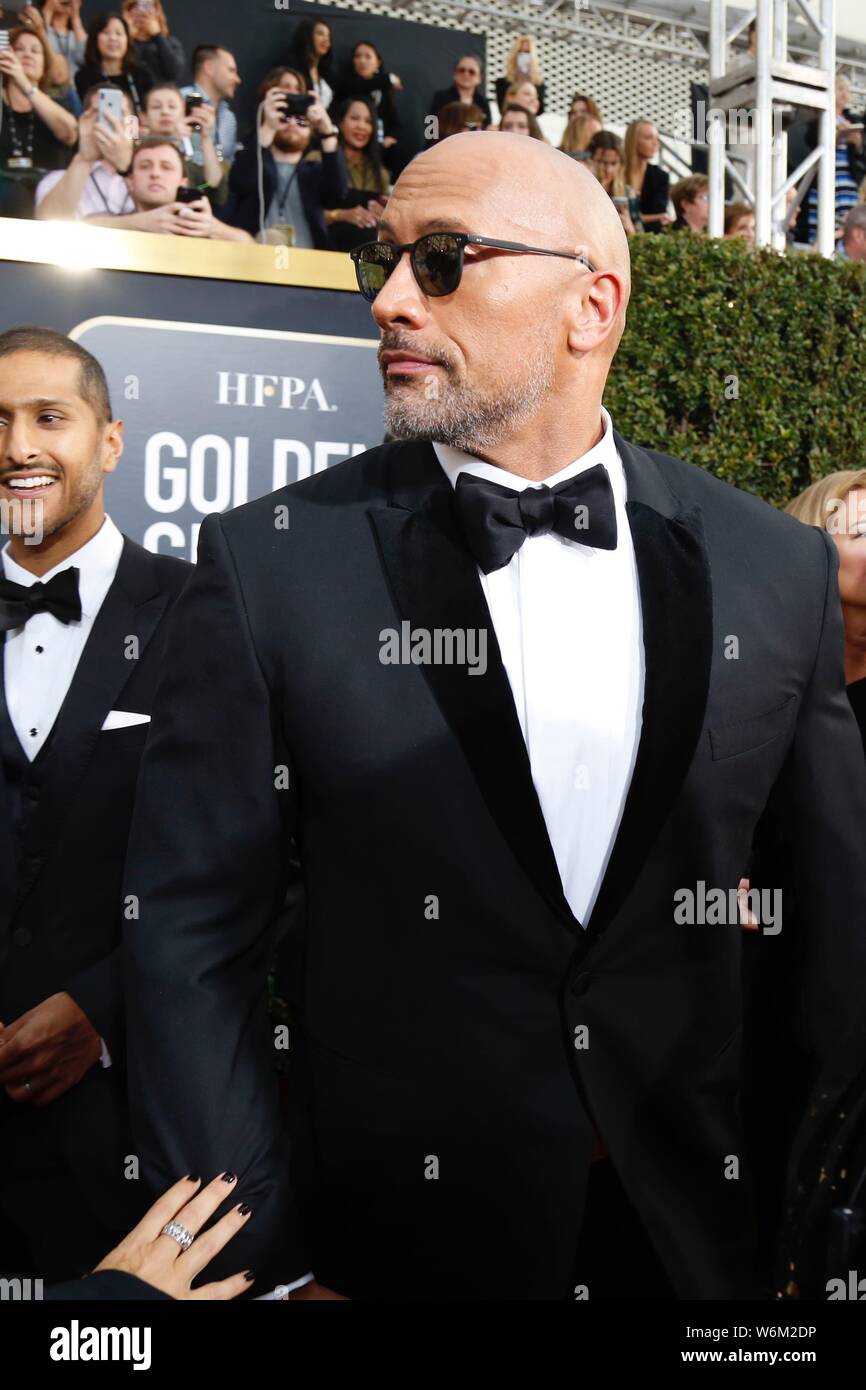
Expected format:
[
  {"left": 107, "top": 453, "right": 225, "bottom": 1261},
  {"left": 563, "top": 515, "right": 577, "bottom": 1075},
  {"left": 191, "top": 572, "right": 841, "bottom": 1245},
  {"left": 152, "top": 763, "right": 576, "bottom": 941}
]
[{"left": 605, "top": 234, "right": 866, "bottom": 508}]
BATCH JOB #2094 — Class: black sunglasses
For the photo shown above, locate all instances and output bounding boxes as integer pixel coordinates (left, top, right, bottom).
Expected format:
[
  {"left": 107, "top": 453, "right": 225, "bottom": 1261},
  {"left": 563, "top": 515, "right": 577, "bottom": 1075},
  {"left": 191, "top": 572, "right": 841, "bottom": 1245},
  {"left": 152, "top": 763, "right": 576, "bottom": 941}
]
[{"left": 349, "top": 232, "right": 597, "bottom": 302}]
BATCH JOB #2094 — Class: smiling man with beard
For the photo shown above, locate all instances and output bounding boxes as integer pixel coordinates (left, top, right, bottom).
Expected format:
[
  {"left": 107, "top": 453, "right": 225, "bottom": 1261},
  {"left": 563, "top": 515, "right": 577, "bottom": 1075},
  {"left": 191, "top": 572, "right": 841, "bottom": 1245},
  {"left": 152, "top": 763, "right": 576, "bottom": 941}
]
[{"left": 0, "top": 327, "right": 190, "bottom": 1282}]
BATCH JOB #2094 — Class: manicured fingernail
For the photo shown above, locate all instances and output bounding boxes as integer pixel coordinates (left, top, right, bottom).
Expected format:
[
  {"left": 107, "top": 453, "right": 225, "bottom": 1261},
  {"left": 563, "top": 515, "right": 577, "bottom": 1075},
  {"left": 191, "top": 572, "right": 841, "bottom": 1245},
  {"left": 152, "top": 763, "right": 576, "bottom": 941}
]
[
  {"left": 186, "top": 1174, "right": 200, "bottom": 1183},
  {"left": 221, "top": 1171, "right": 237, "bottom": 1183},
  {"left": 244, "top": 1270, "right": 255, "bottom": 1282},
  {"left": 237, "top": 1202, "right": 252, "bottom": 1216}
]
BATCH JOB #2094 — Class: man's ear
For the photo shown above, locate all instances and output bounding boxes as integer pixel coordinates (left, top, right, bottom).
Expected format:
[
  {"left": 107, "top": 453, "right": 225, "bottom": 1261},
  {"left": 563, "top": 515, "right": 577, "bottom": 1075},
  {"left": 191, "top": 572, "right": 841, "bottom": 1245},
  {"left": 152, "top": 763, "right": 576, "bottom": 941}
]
[
  {"left": 102, "top": 419, "right": 124, "bottom": 476},
  {"left": 565, "top": 270, "right": 626, "bottom": 356}
]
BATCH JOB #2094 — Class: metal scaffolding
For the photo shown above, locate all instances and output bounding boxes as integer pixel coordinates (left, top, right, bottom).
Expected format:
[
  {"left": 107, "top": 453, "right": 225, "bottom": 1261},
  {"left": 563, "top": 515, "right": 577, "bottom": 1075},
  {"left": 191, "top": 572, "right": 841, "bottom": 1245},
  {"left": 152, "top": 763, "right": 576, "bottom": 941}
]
[{"left": 707, "top": 0, "right": 837, "bottom": 254}]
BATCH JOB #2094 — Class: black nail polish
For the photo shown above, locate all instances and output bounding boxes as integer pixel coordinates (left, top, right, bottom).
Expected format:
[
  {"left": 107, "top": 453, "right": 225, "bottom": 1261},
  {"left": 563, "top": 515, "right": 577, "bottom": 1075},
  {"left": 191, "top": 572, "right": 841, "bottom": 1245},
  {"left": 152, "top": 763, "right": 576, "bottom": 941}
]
[
  {"left": 244, "top": 1270, "right": 255, "bottom": 1282},
  {"left": 237, "top": 1202, "right": 253, "bottom": 1216},
  {"left": 221, "top": 1171, "right": 237, "bottom": 1183},
  {"left": 186, "top": 1173, "right": 201, "bottom": 1183}
]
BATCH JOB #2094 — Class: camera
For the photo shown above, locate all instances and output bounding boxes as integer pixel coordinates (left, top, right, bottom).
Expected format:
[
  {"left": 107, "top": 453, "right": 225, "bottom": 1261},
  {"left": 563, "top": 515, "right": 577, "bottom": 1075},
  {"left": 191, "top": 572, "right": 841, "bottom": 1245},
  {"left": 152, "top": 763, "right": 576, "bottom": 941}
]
[{"left": 276, "top": 91, "right": 314, "bottom": 123}]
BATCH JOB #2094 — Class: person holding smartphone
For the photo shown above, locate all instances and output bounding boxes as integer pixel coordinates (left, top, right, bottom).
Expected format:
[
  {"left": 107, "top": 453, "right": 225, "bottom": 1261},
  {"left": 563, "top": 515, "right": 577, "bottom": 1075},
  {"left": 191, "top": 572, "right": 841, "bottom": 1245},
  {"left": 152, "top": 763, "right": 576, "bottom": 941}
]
[
  {"left": 0, "top": 22, "right": 77, "bottom": 214},
  {"left": 35, "top": 82, "right": 136, "bottom": 220},
  {"left": 323, "top": 95, "right": 389, "bottom": 252},
  {"left": 221, "top": 65, "right": 346, "bottom": 246},
  {"left": 142, "top": 81, "right": 226, "bottom": 202},
  {"left": 120, "top": 0, "right": 184, "bottom": 85},
  {"left": 41, "top": 0, "right": 87, "bottom": 90},
  {"left": 797, "top": 73, "right": 866, "bottom": 243},
  {"left": 85, "top": 135, "right": 251, "bottom": 241}
]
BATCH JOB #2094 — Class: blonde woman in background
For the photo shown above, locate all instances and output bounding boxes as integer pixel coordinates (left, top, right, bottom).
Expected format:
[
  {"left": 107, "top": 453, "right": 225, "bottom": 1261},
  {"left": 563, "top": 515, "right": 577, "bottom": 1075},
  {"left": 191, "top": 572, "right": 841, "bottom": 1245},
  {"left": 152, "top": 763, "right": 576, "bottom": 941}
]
[
  {"left": 786, "top": 469, "right": 866, "bottom": 749},
  {"left": 624, "top": 118, "right": 672, "bottom": 232},
  {"left": 559, "top": 112, "right": 602, "bottom": 158},
  {"left": 495, "top": 36, "right": 545, "bottom": 115}
]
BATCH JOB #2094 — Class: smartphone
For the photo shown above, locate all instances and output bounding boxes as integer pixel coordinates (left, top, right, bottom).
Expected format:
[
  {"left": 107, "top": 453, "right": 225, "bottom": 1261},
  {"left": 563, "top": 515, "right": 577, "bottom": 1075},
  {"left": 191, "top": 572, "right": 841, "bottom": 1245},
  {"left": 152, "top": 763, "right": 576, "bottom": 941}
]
[
  {"left": 175, "top": 185, "right": 202, "bottom": 204},
  {"left": 185, "top": 93, "right": 206, "bottom": 117},
  {"left": 98, "top": 86, "right": 124, "bottom": 128}
]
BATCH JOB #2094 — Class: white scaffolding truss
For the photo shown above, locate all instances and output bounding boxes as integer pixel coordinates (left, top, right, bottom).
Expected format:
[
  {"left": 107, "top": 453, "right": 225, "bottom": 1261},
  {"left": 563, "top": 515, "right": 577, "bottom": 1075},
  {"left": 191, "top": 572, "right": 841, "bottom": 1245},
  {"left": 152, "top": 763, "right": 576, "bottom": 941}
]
[{"left": 707, "top": 1, "right": 836, "bottom": 254}]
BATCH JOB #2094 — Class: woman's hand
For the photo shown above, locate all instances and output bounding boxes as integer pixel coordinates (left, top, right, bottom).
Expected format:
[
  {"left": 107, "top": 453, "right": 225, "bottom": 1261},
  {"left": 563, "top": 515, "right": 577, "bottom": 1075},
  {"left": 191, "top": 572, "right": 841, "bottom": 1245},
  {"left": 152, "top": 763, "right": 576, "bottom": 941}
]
[
  {"left": 0, "top": 48, "right": 32, "bottom": 97},
  {"left": 338, "top": 203, "right": 380, "bottom": 228},
  {"left": 93, "top": 1173, "right": 255, "bottom": 1300},
  {"left": 19, "top": 5, "right": 47, "bottom": 36}
]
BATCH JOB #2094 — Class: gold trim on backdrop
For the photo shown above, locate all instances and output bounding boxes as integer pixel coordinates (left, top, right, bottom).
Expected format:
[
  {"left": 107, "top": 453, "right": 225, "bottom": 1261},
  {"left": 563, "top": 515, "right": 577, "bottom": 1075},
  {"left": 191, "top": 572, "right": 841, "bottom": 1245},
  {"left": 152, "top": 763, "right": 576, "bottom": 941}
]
[
  {"left": 67, "top": 315, "right": 379, "bottom": 351},
  {"left": 0, "top": 216, "right": 358, "bottom": 291}
]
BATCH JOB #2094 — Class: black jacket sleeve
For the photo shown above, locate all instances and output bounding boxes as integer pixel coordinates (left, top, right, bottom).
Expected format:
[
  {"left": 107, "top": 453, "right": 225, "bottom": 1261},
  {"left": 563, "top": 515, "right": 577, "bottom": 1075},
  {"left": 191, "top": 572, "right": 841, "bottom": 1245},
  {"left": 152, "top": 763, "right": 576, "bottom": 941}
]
[
  {"left": 641, "top": 164, "right": 671, "bottom": 218},
  {"left": 222, "top": 139, "right": 275, "bottom": 235},
  {"left": 123, "top": 513, "right": 308, "bottom": 1290},
  {"left": 63, "top": 947, "right": 124, "bottom": 1058}
]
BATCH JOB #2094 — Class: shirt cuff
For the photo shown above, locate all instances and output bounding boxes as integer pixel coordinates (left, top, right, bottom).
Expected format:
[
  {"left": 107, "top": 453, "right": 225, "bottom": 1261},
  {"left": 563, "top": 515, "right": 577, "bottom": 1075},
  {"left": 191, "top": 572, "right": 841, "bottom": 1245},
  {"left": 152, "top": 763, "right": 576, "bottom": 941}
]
[
  {"left": 98, "top": 1037, "right": 112, "bottom": 1069},
  {"left": 254, "top": 1272, "right": 315, "bottom": 1300}
]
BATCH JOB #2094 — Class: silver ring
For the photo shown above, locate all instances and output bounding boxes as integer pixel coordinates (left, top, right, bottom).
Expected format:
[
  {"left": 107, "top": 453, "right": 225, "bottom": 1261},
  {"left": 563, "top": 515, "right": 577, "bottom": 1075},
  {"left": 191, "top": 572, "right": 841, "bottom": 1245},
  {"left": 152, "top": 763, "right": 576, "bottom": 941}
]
[{"left": 161, "top": 1220, "right": 195, "bottom": 1251}]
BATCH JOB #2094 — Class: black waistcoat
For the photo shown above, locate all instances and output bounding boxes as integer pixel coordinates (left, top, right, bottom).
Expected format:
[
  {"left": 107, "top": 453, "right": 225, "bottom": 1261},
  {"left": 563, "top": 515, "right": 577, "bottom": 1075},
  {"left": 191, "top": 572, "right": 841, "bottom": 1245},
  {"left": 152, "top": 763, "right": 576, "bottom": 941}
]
[{"left": 0, "top": 647, "right": 58, "bottom": 873}]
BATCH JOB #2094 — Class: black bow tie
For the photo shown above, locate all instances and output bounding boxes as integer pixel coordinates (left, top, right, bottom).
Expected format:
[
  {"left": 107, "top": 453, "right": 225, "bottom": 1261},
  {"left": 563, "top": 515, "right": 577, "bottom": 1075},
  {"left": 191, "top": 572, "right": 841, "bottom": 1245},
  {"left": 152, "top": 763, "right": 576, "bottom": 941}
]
[
  {"left": 453, "top": 465, "right": 618, "bottom": 575},
  {"left": 0, "top": 566, "right": 82, "bottom": 633}
]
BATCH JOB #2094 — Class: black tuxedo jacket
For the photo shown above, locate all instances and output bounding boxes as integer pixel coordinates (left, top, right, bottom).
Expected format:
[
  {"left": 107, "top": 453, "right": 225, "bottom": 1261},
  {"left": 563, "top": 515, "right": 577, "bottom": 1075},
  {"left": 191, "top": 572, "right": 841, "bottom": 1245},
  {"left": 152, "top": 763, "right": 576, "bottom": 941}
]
[
  {"left": 0, "top": 538, "right": 190, "bottom": 1230},
  {"left": 123, "top": 436, "right": 866, "bottom": 1300}
]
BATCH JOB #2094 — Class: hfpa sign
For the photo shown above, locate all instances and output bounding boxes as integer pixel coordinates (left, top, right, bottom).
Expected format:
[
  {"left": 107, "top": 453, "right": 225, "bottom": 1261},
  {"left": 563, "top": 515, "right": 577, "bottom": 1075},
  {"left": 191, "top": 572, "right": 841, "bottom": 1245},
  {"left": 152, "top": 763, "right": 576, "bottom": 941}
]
[{"left": 673, "top": 100, "right": 785, "bottom": 146}]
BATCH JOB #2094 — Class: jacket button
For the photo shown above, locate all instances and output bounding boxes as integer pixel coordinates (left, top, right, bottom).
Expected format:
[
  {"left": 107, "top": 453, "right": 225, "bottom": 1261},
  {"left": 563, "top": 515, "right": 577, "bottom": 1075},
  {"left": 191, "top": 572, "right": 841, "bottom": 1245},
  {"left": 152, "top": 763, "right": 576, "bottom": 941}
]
[
  {"left": 570, "top": 972, "right": 591, "bottom": 997},
  {"left": 12, "top": 928, "right": 31, "bottom": 947}
]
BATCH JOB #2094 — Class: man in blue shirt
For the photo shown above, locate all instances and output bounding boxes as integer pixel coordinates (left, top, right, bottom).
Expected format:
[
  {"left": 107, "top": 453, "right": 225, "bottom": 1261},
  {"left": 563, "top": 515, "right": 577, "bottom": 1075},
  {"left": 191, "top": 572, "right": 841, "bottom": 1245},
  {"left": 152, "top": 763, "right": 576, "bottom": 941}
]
[{"left": 181, "top": 43, "right": 241, "bottom": 165}]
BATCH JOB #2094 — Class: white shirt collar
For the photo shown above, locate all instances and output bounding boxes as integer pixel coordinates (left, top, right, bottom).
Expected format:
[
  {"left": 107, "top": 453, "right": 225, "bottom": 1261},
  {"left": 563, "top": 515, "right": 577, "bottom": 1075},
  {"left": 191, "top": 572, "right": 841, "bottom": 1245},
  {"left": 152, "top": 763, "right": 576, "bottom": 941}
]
[
  {"left": 432, "top": 406, "right": 623, "bottom": 500},
  {"left": 1, "top": 515, "right": 124, "bottom": 619}
]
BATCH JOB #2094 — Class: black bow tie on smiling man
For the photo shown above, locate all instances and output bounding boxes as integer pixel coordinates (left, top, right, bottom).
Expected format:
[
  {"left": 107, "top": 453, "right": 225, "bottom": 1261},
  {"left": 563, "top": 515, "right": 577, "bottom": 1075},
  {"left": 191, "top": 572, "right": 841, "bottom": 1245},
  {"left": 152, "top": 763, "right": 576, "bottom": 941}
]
[
  {"left": 0, "top": 566, "right": 82, "bottom": 633},
  {"left": 453, "top": 464, "right": 618, "bottom": 575}
]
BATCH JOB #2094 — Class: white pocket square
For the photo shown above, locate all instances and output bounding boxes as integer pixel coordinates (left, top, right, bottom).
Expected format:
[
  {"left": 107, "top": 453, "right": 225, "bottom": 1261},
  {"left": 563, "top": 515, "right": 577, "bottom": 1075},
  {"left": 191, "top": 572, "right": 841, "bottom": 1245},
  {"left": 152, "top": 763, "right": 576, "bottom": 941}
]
[{"left": 101, "top": 710, "right": 151, "bottom": 731}]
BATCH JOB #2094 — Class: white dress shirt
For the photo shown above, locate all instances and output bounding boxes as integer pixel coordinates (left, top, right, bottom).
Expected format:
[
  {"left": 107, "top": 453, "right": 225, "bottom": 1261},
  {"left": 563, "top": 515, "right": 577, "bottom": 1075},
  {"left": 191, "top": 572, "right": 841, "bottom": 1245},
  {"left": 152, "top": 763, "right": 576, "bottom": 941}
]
[
  {"left": 2, "top": 514, "right": 124, "bottom": 761},
  {"left": 35, "top": 163, "right": 136, "bottom": 219},
  {"left": 2, "top": 515, "right": 125, "bottom": 1070},
  {"left": 433, "top": 407, "right": 645, "bottom": 927}
]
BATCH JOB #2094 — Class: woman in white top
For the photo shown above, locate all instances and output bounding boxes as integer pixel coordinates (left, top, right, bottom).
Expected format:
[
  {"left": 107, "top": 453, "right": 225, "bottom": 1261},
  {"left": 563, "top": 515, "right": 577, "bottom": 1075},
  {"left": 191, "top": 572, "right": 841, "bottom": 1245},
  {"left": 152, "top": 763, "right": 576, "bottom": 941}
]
[{"left": 288, "top": 17, "right": 334, "bottom": 113}]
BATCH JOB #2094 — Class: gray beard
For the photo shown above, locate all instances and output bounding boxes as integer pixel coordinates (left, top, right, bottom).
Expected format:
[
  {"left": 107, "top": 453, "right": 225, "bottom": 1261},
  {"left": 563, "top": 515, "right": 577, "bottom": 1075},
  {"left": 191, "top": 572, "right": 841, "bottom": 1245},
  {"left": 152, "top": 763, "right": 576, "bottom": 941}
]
[{"left": 382, "top": 351, "right": 555, "bottom": 454}]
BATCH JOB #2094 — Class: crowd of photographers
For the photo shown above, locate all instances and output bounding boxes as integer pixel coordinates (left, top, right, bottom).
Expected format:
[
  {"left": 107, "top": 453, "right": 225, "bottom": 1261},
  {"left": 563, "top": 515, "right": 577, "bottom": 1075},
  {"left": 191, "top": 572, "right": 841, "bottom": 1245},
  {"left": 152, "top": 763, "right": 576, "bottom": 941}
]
[{"left": 1, "top": 6, "right": 865, "bottom": 259}]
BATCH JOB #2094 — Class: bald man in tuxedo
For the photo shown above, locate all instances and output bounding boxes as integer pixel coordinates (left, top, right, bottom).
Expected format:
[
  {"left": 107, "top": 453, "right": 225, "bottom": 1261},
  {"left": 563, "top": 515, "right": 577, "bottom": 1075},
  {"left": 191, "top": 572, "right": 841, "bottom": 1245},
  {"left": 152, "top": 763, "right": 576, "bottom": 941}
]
[{"left": 125, "top": 134, "right": 866, "bottom": 1300}]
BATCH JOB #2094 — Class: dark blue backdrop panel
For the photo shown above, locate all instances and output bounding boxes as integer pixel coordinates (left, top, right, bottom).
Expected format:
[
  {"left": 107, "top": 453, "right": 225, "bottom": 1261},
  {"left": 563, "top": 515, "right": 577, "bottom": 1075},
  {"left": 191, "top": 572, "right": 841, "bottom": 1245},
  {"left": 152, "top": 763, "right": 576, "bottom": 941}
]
[{"left": 0, "top": 260, "right": 384, "bottom": 556}]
